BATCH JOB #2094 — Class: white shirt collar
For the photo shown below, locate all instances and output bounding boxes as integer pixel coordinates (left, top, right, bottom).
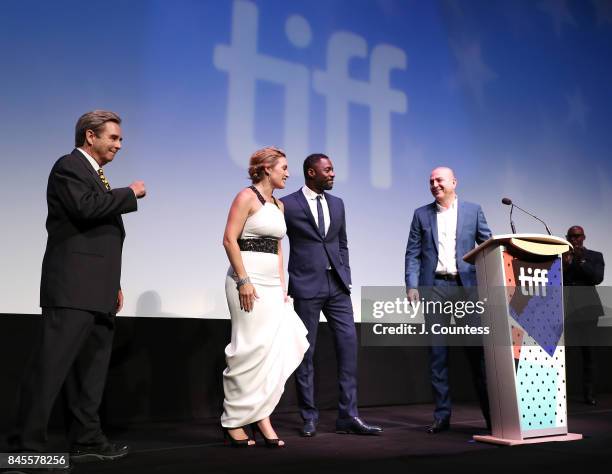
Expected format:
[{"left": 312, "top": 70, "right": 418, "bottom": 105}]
[
  {"left": 302, "top": 185, "right": 325, "bottom": 201},
  {"left": 436, "top": 196, "right": 458, "bottom": 213},
  {"left": 77, "top": 148, "right": 101, "bottom": 172}
]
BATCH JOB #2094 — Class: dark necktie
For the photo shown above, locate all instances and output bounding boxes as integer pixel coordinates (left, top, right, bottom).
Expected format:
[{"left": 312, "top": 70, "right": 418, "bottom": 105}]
[
  {"left": 316, "top": 195, "right": 325, "bottom": 238},
  {"left": 97, "top": 168, "right": 111, "bottom": 191}
]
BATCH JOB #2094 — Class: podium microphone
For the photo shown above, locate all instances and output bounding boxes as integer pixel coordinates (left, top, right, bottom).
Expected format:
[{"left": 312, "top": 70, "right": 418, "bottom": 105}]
[
  {"left": 501, "top": 197, "right": 552, "bottom": 235},
  {"left": 501, "top": 198, "right": 517, "bottom": 234}
]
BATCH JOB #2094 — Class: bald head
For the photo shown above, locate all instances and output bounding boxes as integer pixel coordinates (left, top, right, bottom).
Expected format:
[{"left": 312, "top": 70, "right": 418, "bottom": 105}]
[
  {"left": 429, "top": 167, "right": 457, "bottom": 206},
  {"left": 431, "top": 167, "right": 455, "bottom": 179},
  {"left": 566, "top": 225, "right": 585, "bottom": 248}
]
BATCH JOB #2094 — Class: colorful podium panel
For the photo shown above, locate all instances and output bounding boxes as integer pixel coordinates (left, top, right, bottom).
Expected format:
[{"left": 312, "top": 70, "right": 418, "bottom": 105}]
[
  {"left": 502, "top": 248, "right": 566, "bottom": 436},
  {"left": 464, "top": 234, "right": 580, "bottom": 443}
]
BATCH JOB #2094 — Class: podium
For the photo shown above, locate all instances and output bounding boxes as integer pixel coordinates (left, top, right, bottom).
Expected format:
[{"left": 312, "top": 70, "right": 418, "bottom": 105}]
[{"left": 464, "top": 234, "right": 582, "bottom": 445}]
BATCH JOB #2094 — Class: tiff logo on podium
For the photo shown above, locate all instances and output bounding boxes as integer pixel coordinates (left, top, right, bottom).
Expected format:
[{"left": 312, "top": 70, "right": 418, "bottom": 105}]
[
  {"left": 213, "top": 0, "right": 407, "bottom": 189},
  {"left": 518, "top": 267, "right": 549, "bottom": 297}
]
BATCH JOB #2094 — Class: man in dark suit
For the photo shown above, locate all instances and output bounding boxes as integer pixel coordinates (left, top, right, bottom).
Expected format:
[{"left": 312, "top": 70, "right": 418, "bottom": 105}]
[
  {"left": 281, "top": 154, "right": 382, "bottom": 437},
  {"left": 10, "top": 110, "right": 146, "bottom": 466},
  {"left": 405, "top": 166, "right": 491, "bottom": 434},
  {"left": 563, "top": 225, "right": 605, "bottom": 405}
]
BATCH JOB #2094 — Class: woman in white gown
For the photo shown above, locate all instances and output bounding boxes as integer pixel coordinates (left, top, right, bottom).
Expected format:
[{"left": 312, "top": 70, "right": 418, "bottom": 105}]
[{"left": 221, "top": 147, "right": 309, "bottom": 447}]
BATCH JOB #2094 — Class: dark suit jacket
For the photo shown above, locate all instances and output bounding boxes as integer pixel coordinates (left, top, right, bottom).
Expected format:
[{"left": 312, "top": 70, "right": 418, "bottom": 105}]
[
  {"left": 405, "top": 200, "right": 491, "bottom": 288},
  {"left": 281, "top": 189, "right": 351, "bottom": 299},
  {"left": 563, "top": 248, "right": 605, "bottom": 324},
  {"left": 40, "top": 149, "right": 137, "bottom": 314}
]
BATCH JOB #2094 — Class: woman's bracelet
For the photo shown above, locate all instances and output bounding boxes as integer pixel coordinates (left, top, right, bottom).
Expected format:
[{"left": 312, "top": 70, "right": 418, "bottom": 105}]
[{"left": 236, "top": 276, "right": 251, "bottom": 289}]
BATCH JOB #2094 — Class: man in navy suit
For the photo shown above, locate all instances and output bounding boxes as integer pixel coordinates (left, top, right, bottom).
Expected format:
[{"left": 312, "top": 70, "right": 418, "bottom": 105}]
[
  {"left": 405, "top": 166, "right": 491, "bottom": 434},
  {"left": 282, "top": 154, "right": 382, "bottom": 437}
]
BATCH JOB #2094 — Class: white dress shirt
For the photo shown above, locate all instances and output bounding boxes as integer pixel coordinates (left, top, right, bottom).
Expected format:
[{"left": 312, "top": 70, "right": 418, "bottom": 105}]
[
  {"left": 77, "top": 148, "right": 101, "bottom": 172},
  {"left": 435, "top": 197, "right": 458, "bottom": 275},
  {"left": 302, "top": 185, "right": 330, "bottom": 235}
]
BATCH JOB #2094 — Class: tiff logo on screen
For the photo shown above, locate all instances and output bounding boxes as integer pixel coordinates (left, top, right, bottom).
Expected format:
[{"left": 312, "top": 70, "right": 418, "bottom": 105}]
[
  {"left": 518, "top": 267, "right": 549, "bottom": 297},
  {"left": 213, "top": 0, "right": 407, "bottom": 189}
]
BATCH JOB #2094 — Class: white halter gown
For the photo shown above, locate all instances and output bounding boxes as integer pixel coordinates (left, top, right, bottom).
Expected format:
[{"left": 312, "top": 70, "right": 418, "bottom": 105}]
[{"left": 221, "top": 201, "right": 309, "bottom": 428}]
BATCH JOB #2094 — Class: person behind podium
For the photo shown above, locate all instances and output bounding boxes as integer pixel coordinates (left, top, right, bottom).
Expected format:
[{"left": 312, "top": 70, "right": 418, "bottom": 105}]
[
  {"left": 9, "top": 110, "right": 146, "bottom": 465},
  {"left": 404, "top": 166, "right": 491, "bottom": 434},
  {"left": 563, "top": 225, "right": 605, "bottom": 405}
]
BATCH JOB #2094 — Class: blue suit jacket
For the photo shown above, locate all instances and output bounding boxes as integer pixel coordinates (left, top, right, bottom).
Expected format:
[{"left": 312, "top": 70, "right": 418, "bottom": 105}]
[
  {"left": 281, "top": 189, "right": 352, "bottom": 299},
  {"left": 405, "top": 200, "right": 491, "bottom": 288}
]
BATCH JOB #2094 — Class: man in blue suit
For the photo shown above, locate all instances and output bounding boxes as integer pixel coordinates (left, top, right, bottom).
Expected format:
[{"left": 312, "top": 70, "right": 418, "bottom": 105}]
[
  {"left": 282, "top": 154, "right": 382, "bottom": 437},
  {"left": 405, "top": 166, "right": 491, "bottom": 434}
]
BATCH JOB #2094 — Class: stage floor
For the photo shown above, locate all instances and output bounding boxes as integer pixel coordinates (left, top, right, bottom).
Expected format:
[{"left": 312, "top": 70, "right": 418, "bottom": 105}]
[{"left": 22, "top": 395, "right": 612, "bottom": 473}]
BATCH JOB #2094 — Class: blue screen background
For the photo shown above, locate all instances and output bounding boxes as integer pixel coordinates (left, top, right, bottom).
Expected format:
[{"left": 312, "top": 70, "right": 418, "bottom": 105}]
[{"left": 1, "top": 0, "right": 611, "bottom": 318}]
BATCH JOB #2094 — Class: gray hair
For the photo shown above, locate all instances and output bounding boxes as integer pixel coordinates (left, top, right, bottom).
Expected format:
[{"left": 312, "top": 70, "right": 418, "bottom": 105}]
[{"left": 75, "top": 110, "right": 121, "bottom": 147}]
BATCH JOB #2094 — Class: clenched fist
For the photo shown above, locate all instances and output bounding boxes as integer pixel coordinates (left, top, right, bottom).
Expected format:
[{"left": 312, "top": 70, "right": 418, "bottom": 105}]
[{"left": 129, "top": 180, "right": 146, "bottom": 198}]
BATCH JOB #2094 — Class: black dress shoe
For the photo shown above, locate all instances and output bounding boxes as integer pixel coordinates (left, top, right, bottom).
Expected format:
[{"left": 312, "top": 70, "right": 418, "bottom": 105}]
[
  {"left": 336, "top": 416, "right": 383, "bottom": 435},
  {"left": 584, "top": 395, "right": 597, "bottom": 406},
  {"left": 70, "top": 442, "right": 129, "bottom": 463},
  {"left": 300, "top": 420, "right": 317, "bottom": 437},
  {"left": 426, "top": 418, "right": 450, "bottom": 434}
]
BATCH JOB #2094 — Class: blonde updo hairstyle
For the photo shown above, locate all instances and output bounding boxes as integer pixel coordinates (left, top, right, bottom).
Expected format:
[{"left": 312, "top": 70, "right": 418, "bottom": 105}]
[{"left": 248, "top": 146, "right": 286, "bottom": 184}]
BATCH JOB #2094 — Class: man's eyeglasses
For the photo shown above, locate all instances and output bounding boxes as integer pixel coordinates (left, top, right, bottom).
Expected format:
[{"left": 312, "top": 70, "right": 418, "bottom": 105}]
[{"left": 567, "top": 234, "right": 584, "bottom": 238}]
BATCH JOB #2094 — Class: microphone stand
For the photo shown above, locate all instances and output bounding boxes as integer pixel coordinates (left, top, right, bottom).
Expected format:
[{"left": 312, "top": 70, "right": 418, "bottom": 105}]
[
  {"left": 512, "top": 202, "right": 552, "bottom": 235},
  {"left": 502, "top": 198, "right": 552, "bottom": 236}
]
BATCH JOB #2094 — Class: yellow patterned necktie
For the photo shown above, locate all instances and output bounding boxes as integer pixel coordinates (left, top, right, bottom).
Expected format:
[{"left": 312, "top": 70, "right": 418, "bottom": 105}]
[{"left": 97, "top": 168, "right": 111, "bottom": 191}]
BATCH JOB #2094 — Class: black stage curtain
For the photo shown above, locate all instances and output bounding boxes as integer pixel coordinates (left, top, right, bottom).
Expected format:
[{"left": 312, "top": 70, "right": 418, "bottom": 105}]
[{"left": 1, "top": 315, "right": 611, "bottom": 433}]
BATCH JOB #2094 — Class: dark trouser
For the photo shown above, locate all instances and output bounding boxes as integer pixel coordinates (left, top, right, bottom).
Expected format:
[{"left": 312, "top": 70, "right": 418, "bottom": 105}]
[
  {"left": 293, "top": 270, "right": 358, "bottom": 422},
  {"left": 427, "top": 278, "right": 490, "bottom": 424},
  {"left": 567, "top": 345, "right": 596, "bottom": 397},
  {"left": 566, "top": 322, "right": 597, "bottom": 397},
  {"left": 11, "top": 307, "right": 114, "bottom": 452},
  {"left": 581, "top": 345, "right": 595, "bottom": 396}
]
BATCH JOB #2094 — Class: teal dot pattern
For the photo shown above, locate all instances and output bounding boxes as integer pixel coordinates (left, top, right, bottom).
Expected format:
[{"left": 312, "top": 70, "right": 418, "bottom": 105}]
[{"left": 516, "top": 347, "right": 565, "bottom": 431}]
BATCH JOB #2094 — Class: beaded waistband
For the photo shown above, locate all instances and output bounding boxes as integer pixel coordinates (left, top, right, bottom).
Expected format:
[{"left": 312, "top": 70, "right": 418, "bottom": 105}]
[{"left": 238, "top": 238, "right": 279, "bottom": 255}]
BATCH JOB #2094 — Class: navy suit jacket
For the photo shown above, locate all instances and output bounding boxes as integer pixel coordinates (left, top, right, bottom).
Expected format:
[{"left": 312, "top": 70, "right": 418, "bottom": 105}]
[
  {"left": 563, "top": 248, "right": 605, "bottom": 323},
  {"left": 281, "top": 189, "right": 351, "bottom": 299},
  {"left": 405, "top": 200, "right": 491, "bottom": 288}
]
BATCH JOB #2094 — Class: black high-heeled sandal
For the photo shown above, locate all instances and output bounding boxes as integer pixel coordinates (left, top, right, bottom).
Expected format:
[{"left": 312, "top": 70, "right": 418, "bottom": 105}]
[
  {"left": 250, "top": 423, "right": 285, "bottom": 448},
  {"left": 222, "top": 426, "right": 253, "bottom": 448}
]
